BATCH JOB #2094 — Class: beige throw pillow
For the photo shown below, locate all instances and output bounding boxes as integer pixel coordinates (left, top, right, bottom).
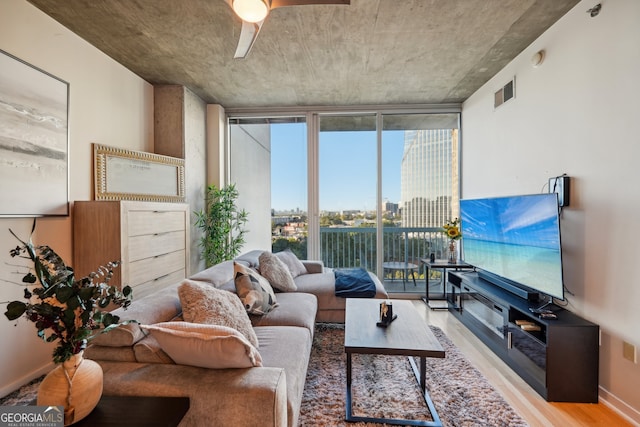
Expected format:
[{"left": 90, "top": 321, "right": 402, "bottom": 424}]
[
  {"left": 233, "top": 262, "right": 278, "bottom": 315},
  {"left": 143, "top": 322, "right": 262, "bottom": 369},
  {"left": 275, "top": 249, "right": 307, "bottom": 278},
  {"left": 258, "top": 251, "right": 297, "bottom": 292},
  {"left": 178, "top": 279, "right": 259, "bottom": 348}
]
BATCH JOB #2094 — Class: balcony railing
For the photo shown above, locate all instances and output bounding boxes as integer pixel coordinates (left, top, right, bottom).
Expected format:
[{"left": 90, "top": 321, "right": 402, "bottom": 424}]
[{"left": 320, "top": 226, "right": 448, "bottom": 272}]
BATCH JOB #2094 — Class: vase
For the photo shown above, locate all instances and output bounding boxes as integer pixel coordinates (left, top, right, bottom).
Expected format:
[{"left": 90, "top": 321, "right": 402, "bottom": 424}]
[
  {"left": 448, "top": 240, "right": 458, "bottom": 264},
  {"left": 37, "top": 351, "right": 103, "bottom": 426}
]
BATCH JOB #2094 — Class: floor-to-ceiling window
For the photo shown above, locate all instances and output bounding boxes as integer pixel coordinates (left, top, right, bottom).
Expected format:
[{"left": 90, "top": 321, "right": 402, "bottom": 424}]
[
  {"left": 227, "top": 108, "right": 460, "bottom": 296},
  {"left": 381, "top": 113, "right": 460, "bottom": 294},
  {"left": 270, "top": 119, "right": 308, "bottom": 259},
  {"left": 318, "top": 114, "right": 377, "bottom": 271}
]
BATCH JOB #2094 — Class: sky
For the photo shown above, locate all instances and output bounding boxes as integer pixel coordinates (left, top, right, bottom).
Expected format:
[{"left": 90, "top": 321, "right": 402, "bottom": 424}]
[{"left": 270, "top": 123, "right": 405, "bottom": 212}]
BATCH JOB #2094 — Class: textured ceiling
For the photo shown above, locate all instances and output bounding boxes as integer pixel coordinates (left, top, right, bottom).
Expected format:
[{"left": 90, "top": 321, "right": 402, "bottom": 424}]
[{"left": 27, "top": 0, "right": 580, "bottom": 109}]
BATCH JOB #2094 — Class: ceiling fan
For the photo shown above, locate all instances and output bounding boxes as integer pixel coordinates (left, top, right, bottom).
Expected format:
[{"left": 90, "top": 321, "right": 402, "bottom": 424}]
[{"left": 225, "top": 0, "right": 351, "bottom": 59}]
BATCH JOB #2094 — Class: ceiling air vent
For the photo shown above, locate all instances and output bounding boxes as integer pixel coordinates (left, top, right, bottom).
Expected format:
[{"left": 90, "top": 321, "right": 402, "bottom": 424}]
[{"left": 494, "top": 77, "right": 515, "bottom": 108}]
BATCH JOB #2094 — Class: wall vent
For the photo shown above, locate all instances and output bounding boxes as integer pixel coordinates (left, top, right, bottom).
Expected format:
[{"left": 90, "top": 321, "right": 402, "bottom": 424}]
[{"left": 494, "top": 77, "right": 515, "bottom": 108}]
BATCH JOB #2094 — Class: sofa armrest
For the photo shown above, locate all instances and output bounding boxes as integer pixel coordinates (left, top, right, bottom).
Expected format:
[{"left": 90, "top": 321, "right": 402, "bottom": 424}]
[
  {"left": 98, "top": 362, "right": 287, "bottom": 427},
  {"left": 301, "top": 260, "right": 324, "bottom": 274}
]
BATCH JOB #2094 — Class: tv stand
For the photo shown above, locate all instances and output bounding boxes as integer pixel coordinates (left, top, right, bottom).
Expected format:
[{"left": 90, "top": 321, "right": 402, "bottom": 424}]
[{"left": 447, "top": 271, "right": 599, "bottom": 402}]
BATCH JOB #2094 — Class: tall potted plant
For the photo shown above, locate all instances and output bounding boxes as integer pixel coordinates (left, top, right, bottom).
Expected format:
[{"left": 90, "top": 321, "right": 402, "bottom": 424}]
[{"left": 194, "top": 183, "right": 249, "bottom": 267}]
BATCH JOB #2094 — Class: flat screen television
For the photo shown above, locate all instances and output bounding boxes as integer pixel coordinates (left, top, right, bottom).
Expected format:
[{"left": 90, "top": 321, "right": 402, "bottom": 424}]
[{"left": 460, "top": 193, "right": 565, "bottom": 301}]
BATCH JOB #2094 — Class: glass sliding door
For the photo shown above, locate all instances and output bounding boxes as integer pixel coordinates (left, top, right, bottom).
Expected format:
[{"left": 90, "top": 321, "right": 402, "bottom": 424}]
[
  {"left": 381, "top": 113, "right": 460, "bottom": 294},
  {"left": 229, "top": 117, "right": 307, "bottom": 256},
  {"left": 270, "top": 119, "right": 308, "bottom": 259},
  {"left": 318, "top": 115, "right": 378, "bottom": 271}
]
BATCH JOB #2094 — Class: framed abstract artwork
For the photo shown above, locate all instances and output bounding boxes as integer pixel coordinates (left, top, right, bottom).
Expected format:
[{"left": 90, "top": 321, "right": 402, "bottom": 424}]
[
  {"left": 93, "top": 144, "right": 186, "bottom": 203},
  {"left": 0, "top": 49, "right": 69, "bottom": 217}
]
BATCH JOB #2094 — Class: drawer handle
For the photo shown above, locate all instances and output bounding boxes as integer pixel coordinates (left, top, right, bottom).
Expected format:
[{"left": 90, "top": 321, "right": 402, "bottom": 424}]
[
  {"left": 154, "top": 274, "right": 170, "bottom": 281},
  {"left": 507, "top": 331, "right": 513, "bottom": 349}
]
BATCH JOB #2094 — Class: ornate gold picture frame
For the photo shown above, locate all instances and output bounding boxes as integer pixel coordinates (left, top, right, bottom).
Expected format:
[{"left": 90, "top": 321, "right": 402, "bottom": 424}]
[{"left": 93, "top": 144, "right": 185, "bottom": 203}]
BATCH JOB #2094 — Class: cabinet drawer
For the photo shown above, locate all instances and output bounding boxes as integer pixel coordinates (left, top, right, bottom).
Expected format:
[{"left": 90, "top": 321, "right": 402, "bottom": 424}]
[
  {"left": 127, "top": 250, "right": 186, "bottom": 286},
  {"left": 131, "top": 269, "right": 185, "bottom": 300},
  {"left": 128, "top": 231, "right": 185, "bottom": 262},
  {"left": 127, "top": 210, "right": 186, "bottom": 237}
]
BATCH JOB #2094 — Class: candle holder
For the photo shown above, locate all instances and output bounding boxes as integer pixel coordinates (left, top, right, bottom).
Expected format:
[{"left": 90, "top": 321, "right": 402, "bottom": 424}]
[{"left": 377, "top": 300, "right": 397, "bottom": 327}]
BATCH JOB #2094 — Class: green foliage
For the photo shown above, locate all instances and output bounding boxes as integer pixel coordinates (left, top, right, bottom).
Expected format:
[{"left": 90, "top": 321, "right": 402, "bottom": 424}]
[
  {"left": 272, "top": 237, "right": 307, "bottom": 260},
  {"left": 194, "top": 184, "right": 249, "bottom": 267},
  {"left": 3, "top": 221, "right": 133, "bottom": 364}
]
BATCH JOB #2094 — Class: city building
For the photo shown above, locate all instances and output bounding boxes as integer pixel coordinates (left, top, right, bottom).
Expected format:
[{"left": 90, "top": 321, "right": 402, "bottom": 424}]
[{"left": 401, "top": 129, "right": 460, "bottom": 227}]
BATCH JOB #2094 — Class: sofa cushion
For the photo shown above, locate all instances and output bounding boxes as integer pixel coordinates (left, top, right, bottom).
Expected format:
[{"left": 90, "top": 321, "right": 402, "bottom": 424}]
[
  {"left": 143, "top": 322, "right": 263, "bottom": 369},
  {"left": 234, "top": 249, "right": 264, "bottom": 268},
  {"left": 178, "top": 279, "right": 259, "bottom": 348},
  {"left": 250, "top": 293, "right": 317, "bottom": 338},
  {"left": 234, "top": 262, "right": 278, "bottom": 315},
  {"left": 84, "top": 344, "right": 137, "bottom": 362},
  {"left": 133, "top": 335, "right": 174, "bottom": 364},
  {"left": 255, "top": 326, "right": 312, "bottom": 427},
  {"left": 275, "top": 249, "right": 308, "bottom": 278},
  {"left": 293, "top": 270, "right": 346, "bottom": 311},
  {"left": 188, "top": 260, "right": 235, "bottom": 288},
  {"left": 90, "top": 282, "right": 182, "bottom": 347},
  {"left": 259, "top": 251, "right": 297, "bottom": 292}
]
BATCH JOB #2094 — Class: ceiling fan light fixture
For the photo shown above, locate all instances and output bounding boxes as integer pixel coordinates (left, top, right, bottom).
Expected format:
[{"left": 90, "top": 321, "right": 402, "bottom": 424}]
[{"left": 233, "top": 0, "right": 269, "bottom": 23}]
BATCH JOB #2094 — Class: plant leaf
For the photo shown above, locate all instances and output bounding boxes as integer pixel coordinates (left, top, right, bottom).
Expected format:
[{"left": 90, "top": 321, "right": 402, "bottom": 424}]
[{"left": 4, "top": 301, "right": 27, "bottom": 320}]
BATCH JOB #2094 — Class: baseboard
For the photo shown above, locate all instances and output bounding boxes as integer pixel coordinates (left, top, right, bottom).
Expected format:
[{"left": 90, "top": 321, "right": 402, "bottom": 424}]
[
  {"left": 599, "top": 386, "right": 640, "bottom": 426},
  {"left": 0, "top": 363, "right": 53, "bottom": 399}
]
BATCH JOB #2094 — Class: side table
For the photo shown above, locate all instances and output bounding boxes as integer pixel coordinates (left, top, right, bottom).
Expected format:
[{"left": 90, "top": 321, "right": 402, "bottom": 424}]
[
  {"left": 419, "top": 259, "right": 472, "bottom": 310},
  {"left": 382, "top": 261, "right": 418, "bottom": 289}
]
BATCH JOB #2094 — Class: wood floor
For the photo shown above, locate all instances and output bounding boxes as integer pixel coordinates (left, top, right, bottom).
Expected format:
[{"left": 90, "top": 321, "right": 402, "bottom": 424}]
[{"left": 410, "top": 300, "right": 635, "bottom": 427}]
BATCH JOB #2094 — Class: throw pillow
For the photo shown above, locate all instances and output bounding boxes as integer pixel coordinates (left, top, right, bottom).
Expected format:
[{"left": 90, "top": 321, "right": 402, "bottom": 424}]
[
  {"left": 142, "top": 322, "right": 263, "bottom": 369},
  {"left": 178, "top": 279, "right": 259, "bottom": 348},
  {"left": 258, "top": 251, "right": 297, "bottom": 292},
  {"left": 275, "top": 249, "right": 307, "bottom": 278},
  {"left": 234, "top": 262, "right": 278, "bottom": 315}
]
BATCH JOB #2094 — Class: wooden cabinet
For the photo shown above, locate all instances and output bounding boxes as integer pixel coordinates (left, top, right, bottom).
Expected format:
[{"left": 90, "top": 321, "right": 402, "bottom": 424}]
[
  {"left": 448, "top": 271, "right": 599, "bottom": 403},
  {"left": 73, "top": 201, "right": 190, "bottom": 299}
]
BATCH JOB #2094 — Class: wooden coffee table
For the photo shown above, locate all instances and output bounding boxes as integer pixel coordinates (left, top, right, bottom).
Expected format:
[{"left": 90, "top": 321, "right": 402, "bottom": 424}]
[{"left": 344, "top": 298, "right": 445, "bottom": 426}]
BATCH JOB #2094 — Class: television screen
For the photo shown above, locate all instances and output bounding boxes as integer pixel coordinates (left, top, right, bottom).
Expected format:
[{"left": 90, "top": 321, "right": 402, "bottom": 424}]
[{"left": 460, "top": 193, "right": 564, "bottom": 300}]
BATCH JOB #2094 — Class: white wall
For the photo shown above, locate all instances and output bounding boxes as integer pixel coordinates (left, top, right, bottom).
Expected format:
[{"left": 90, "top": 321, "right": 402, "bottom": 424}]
[
  {"left": 230, "top": 124, "right": 272, "bottom": 251},
  {"left": 0, "top": 0, "right": 154, "bottom": 396},
  {"left": 462, "top": 0, "right": 640, "bottom": 420}
]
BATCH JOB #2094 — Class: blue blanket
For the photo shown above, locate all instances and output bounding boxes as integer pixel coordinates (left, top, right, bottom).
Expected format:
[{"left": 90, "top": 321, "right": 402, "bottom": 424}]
[{"left": 334, "top": 268, "right": 377, "bottom": 298}]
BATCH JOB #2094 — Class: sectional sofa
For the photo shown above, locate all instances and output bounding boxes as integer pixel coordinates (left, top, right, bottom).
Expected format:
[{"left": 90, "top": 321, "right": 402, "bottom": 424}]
[{"left": 85, "top": 250, "right": 388, "bottom": 427}]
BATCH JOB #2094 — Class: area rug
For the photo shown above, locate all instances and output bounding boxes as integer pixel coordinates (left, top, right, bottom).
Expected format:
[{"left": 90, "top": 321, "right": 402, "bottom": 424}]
[{"left": 299, "top": 323, "right": 529, "bottom": 427}]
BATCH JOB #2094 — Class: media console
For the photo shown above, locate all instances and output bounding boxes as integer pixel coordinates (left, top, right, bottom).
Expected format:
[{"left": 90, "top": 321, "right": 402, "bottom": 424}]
[{"left": 447, "top": 271, "right": 599, "bottom": 403}]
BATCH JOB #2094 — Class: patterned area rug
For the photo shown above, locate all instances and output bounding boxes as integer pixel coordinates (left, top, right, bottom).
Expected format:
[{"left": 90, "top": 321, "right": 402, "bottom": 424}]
[
  {"left": 0, "top": 375, "right": 42, "bottom": 406},
  {"left": 299, "top": 323, "right": 529, "bottom": 427}
]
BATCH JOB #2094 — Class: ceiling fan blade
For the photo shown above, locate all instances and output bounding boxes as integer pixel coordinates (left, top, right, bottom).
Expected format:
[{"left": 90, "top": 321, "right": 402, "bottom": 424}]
[
  {"left": 271, "top": 0, "right": 350, "bottom": 8},
  {"left": 234, "top": 19, "right": 264, "bottom": 59}
]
